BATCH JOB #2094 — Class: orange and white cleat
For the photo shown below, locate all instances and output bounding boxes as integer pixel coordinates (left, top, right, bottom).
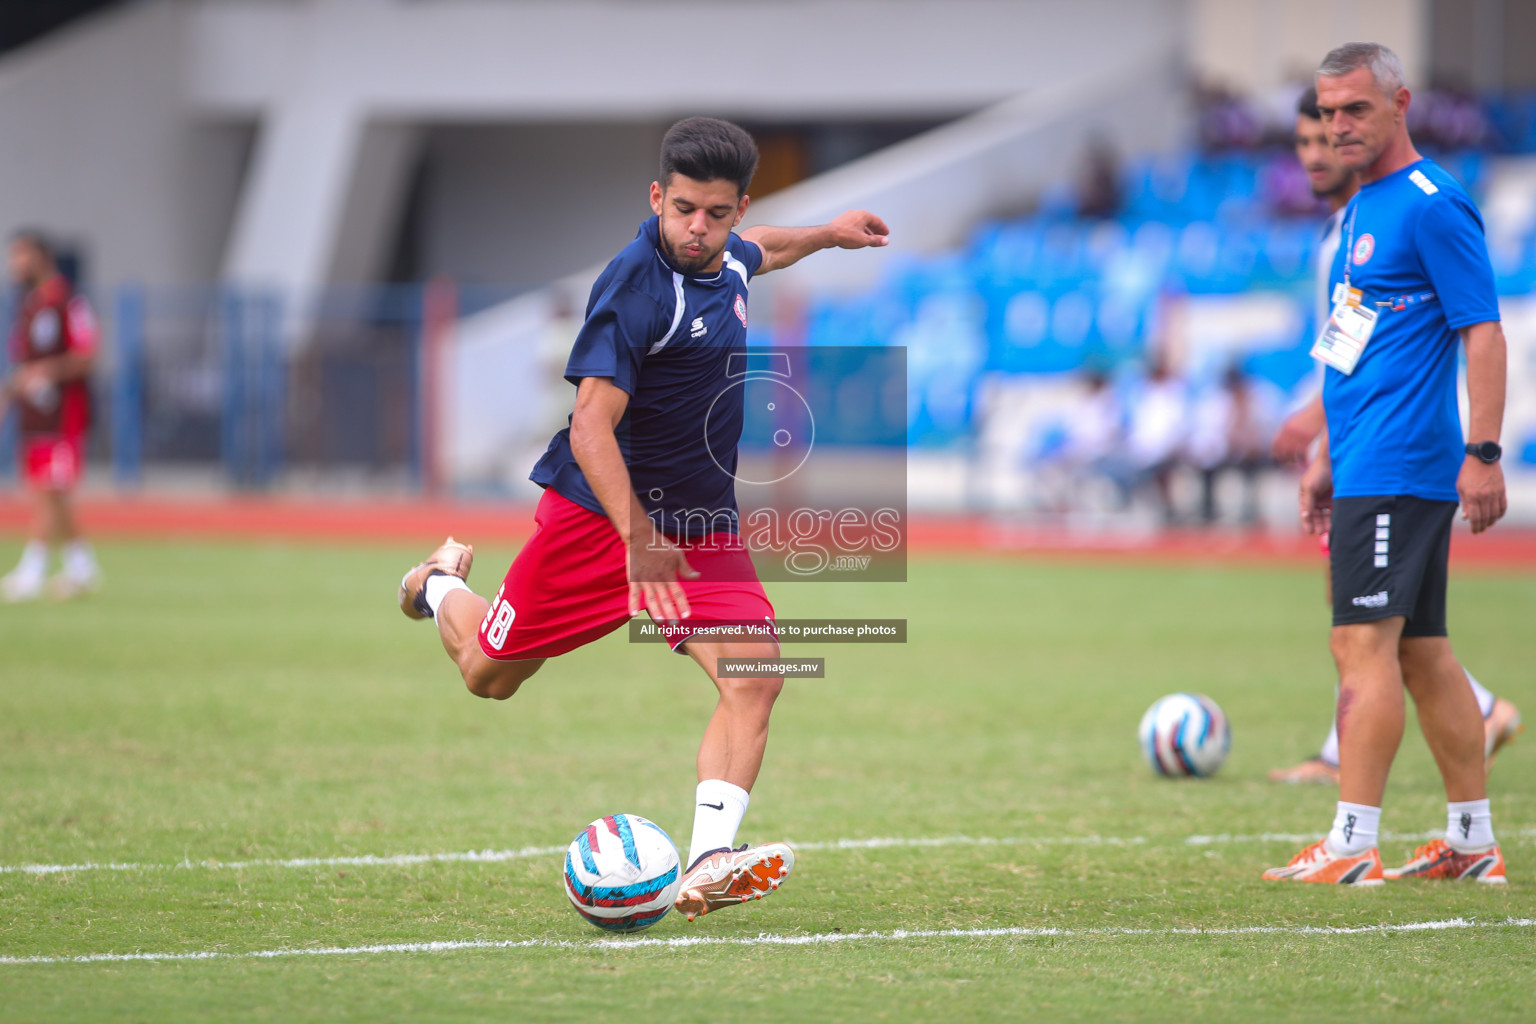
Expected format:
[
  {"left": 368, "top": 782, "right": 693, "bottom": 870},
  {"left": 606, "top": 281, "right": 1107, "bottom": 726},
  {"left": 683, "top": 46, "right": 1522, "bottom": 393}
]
[
  {"left": 1262, "top": 840, "right": 1384, "bottom": 885},
  {"left": 674, "top": 842, "right": 794, "bottom": 922},
  {"left": 1383, "top": 839, "right": 1506, "bottom": 884},
  {"left": 1485, "top": 698, "right": 1523, "bottom": 775},
  {"left": 1267, "top": 757, "right": 1340, "bottom": 785},
  {"left": 398, "top": 537, "right": 474, "bottom": 620}
]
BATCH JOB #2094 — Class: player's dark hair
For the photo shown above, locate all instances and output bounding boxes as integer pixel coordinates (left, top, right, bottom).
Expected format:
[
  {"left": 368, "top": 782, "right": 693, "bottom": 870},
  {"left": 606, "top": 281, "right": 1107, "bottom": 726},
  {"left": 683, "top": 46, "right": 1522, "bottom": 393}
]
[
  {"left": 10, "top": 228, "right": 53, "bottom": 259},
  {"left": 1296, "top": 86, "right": 1320, "bottom": 121},
  {"left": 660, "top": 117, "right": 759, "bottom": 196}
]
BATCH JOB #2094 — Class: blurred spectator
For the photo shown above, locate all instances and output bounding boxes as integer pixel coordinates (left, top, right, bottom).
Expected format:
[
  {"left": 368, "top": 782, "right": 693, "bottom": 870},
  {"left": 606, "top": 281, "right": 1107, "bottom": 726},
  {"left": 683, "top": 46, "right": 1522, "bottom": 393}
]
[
  {"left": 1024, "top": 367, "right": 1128, "bottom": 516},
  {"left": 1410, "top": 83, "right": 1490, "bottom": 150},
  {"left": 1194, "top": 81, "right": 1263, "bottom": 152},
  {"left": 1066, "top": 368, "right": 1124, "bottom": 467},
  {"left": 1186, "top": 366, "right": 1270, "bottom": 525},
  {"left": 1075, "top": 137, "right": 1124, "bottom": 220},
  {"left": 1125, "top": 354, "right": 1186, "bottom": 524}
]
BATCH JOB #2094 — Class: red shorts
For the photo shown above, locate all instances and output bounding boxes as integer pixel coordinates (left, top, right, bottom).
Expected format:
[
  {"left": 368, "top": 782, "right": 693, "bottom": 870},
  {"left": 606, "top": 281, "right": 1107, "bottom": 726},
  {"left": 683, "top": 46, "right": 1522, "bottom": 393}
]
[
  {"left": 477, "top": 488, "right": 776, "bottom": 662},
  {"left": 22, "top": 434, "right": 83, "bottom": 491}
]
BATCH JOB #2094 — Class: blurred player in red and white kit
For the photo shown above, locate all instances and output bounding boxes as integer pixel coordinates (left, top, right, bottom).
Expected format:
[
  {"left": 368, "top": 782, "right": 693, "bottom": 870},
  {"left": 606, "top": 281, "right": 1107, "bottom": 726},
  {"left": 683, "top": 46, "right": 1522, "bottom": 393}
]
[
  {"left": 1266, "top": 88, "right": 1520, "bottom": 785},
  {"left": 1, "top": 230, "right": 101, "bottom": 601}
]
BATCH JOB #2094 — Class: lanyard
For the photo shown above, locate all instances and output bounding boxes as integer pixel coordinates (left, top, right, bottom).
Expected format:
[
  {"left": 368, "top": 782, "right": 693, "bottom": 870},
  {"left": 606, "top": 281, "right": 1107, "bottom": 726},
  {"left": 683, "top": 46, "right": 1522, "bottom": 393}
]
[{"left": 1342, "top": 199, "right": 1359, "bottom": 289}]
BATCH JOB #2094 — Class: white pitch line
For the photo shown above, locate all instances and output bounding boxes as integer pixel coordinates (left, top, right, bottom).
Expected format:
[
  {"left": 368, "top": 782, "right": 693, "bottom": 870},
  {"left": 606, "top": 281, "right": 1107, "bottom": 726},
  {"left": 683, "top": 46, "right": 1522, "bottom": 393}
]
[
  {"left": 0, "top": 845, "right": 568, "bottom": 877},
  {"left": 1186, "top": 828, "right": 1536, "bottom": 846},
  {"left": 3, "top": 918, "right": 1532, "bottom": 967},
  {"left": 5, "top": 829, "right": 1533, "bottom": 878}
]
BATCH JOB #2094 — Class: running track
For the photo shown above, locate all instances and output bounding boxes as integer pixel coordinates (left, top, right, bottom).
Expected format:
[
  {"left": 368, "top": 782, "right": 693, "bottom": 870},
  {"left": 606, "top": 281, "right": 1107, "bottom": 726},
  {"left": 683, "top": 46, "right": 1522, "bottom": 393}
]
[{"left": 2, "top": 494, "right": 1534, "bottom": 568}]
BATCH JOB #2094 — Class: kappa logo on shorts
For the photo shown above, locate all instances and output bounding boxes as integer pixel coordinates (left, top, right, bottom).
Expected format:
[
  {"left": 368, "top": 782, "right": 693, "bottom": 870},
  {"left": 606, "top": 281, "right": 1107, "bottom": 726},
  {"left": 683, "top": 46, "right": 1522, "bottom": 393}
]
[{"left": 1351, "top": 591, "right": 1389, "bottom": 609}]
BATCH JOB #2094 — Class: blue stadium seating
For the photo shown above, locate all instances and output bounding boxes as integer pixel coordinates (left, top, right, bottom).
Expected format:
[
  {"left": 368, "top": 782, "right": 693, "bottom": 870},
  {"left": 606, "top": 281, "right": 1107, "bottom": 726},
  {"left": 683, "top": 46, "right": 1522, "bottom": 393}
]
[{"left": 796, "top": 150, "right": 1536, "bottom": 447}]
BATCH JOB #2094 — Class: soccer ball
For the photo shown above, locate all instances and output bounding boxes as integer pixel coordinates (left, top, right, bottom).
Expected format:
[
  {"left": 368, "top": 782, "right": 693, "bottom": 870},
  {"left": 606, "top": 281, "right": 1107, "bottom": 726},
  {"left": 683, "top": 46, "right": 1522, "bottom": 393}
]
[
  {"left": 563, "top": 814, "right": 682, "bottom": 932},
  {"left": 1138, "top": 693, "right": 1231, "bottom": 777}
]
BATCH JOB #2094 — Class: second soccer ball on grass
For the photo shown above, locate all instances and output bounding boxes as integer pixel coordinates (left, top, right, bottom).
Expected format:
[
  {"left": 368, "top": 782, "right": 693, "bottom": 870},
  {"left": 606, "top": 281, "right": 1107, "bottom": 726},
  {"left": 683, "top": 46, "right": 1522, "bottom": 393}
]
[{"left": 1139, "top": 693, "right": 1231, "bottom": 777}]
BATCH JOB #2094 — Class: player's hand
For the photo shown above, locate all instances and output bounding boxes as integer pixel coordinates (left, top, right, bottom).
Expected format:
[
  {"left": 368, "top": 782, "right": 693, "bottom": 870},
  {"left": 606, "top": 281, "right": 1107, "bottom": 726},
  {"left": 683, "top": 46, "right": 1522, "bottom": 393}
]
[
  {"left": 1458, "top": 458, "right": 1507, "bottom": 534},
  {"left": 626, "top": 529, "right": 699, "bottom": 623},
  {"left": 829, "top": 210, "right": 890, "bottom": 250},
  {"left": 1298, "top": 458, "right": 1333, "bottom": 536},
  {"left": 14, "top": 364, "right": 51, "bottom": 400}
]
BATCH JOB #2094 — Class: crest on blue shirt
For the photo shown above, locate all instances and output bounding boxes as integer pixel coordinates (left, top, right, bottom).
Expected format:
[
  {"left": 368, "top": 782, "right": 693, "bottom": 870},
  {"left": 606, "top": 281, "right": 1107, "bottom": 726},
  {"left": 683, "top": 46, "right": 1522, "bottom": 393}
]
[
  {"left": 734, "top": 294, "right": 747, "bottom": 327},
  {"left": 1352, "top": 234, "right": 1374, "bottom": 265}
]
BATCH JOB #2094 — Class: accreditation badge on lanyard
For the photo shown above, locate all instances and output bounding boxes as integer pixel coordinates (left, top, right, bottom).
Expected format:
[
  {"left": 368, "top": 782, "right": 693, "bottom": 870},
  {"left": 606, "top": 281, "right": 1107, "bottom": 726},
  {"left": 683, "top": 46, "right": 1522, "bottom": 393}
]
[{"left": 1310, "top": 205, "right": 1377, "bottom": 375}]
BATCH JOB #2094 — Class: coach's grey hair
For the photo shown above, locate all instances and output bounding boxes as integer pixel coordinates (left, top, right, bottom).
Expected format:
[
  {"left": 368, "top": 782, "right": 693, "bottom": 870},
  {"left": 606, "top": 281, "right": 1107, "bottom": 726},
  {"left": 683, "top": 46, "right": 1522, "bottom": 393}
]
[{"left": 1317, "top": 42, "right": 1407, "bottom": 96}]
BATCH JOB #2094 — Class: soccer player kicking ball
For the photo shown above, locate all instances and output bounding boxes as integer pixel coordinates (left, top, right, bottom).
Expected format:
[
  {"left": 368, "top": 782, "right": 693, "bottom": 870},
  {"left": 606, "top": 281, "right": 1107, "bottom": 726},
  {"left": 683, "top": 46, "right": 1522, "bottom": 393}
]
[
  {"left": 1265, "top": 44, "right": 1508, "bottom": 886},
  {"left": 398, "top": 117, "right": 889, "bottom": 920}
]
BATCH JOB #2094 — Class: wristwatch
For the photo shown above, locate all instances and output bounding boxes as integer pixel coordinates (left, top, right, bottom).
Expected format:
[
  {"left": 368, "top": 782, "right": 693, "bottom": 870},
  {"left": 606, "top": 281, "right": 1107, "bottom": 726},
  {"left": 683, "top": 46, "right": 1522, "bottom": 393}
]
[{"left": 1465, "top": 441, "right": 1502, "bottom": 464}]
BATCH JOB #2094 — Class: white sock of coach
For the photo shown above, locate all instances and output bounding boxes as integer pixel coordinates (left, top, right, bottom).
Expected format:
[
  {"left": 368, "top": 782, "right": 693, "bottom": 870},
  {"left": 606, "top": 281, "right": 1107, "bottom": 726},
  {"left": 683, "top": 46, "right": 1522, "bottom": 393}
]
[
  {"left": 687, "top": 779, "right": 749, "bottom": 869},
  {"left": 1326, "top": 801, "right": 1380, "bottom": 856},
  {"left": 1446, "top": 799, "right": 1495, "bottom": 852},
  {"left": 1465, "top": 671, "right": 1497, "bottom": 719}
]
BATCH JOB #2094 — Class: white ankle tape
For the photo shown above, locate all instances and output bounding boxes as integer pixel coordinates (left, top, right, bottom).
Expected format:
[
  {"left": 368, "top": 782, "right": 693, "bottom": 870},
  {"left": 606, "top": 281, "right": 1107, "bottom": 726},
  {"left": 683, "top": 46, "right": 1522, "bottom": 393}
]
[{"left": 424, "top": 574, "right": 470, "bottom": 617}]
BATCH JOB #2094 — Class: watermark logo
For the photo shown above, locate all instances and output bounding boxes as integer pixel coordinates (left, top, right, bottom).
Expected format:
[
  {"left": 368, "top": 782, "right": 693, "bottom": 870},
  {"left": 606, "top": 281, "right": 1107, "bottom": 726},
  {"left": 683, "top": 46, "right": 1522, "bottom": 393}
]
[{"left": 635, "top": 346, "right": 907, "bottom": 583}]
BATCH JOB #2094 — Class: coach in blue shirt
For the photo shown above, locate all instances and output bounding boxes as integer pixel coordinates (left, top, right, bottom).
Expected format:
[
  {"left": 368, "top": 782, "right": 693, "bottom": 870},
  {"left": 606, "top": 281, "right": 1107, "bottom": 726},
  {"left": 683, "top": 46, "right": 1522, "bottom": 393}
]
[{"left": 1264, "top": 43, "right": 1510, "bottom": 886}]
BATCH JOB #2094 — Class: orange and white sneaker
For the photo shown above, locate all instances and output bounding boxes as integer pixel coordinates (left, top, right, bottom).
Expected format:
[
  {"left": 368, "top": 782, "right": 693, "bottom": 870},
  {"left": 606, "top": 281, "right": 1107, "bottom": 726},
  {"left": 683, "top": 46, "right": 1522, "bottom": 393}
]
[
  {"left": 674, "top": 842, "right": 794, "bottom": 922},
  {"left": 1383, "top": 839, "right": 1507, "bottom": 884},
  {"left": 398, "top": 537, "right": 474, "bottom": 620},
  {"left": 1267, "top": 757, "right": 1340, "bottom": 785},
  {"left": 1485, "top": 698, "right": 1523, "bottom": 775},
  {"left": 1262, "top": 840, "right": 1384, "bottom": 885}
]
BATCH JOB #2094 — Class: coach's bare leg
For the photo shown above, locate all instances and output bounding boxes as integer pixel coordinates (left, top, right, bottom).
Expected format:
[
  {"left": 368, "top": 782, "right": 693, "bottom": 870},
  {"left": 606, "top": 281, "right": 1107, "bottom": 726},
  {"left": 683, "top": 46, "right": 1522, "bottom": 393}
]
[
  {"left": 1331, "top": 617, "right": 1407, "bottom": 807},
  {"left": 1400, "top": 638, "right": 1486, "bottom": 802},
  {"left": 434, "top": 589, "right": 544, "bottom": 700},
  {"left": 683, "top": 639, "right": 784, "bottom": 791}
]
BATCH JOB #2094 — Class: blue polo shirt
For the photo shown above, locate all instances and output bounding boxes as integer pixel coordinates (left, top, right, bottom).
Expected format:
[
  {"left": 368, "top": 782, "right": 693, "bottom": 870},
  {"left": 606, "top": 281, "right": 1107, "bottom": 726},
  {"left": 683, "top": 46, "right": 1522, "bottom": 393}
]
[
  {"left": 1323, "top": 159, "right": 1500, "bottom": 501},
  {"left": 530, "top": 216, "right": 763, "bottom": 537}
]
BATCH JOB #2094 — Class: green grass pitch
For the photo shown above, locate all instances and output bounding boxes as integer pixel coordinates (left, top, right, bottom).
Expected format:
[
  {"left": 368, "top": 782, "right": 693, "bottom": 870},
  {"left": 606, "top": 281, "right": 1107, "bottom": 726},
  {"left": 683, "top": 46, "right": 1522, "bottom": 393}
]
[{"left": 0, "top": 539, "right": 1532, "bottom": 1021}]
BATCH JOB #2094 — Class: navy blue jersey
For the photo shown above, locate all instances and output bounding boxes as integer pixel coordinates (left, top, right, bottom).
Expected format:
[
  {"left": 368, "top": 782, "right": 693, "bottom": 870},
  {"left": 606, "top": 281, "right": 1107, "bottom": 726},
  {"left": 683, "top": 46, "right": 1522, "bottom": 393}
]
[
  {"left": 1323, "top": 159, "right": 1500, "bottom": 500},
  {"left": 530, "top": 216, "right": 763, "bottom": 537}
]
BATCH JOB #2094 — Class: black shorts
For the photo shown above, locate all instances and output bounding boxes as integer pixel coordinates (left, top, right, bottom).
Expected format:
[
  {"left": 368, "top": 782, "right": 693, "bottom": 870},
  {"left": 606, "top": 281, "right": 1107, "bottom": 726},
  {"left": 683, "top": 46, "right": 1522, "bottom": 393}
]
[{"left": 1330, "top": 495, "right": 1455, "bottom": 635}]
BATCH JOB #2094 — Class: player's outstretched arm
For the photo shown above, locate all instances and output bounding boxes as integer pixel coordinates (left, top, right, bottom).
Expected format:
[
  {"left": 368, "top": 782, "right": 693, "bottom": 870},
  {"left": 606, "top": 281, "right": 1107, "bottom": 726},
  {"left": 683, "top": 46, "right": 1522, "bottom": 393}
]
[
  {"left": 1458, "top": 320, "right": 1508, "bottom": 534},
  {"left": 568, "top": 376, "right": 699, "bottom": 622},
  {"left": 741, "top": 210, "right": 889, "bottom": 274}
]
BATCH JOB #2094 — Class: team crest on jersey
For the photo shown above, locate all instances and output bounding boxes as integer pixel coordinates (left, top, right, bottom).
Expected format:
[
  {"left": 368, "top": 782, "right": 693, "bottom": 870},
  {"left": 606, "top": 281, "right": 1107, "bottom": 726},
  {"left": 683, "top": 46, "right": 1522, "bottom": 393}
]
[
  {"left": 1352, "top": 233, "right": 1375, "bottom": 266},
  {"left": 733, "top": 294, "right": 747, "bottom": 327},
  {"left": 30, "top": 308, "right": 60, "bottom": 351}
]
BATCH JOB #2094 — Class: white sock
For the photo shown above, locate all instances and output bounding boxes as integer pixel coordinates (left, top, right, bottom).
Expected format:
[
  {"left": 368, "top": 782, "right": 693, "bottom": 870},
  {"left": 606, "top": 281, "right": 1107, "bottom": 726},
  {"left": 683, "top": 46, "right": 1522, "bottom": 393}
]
[
  {"left": 63, "top": 540, "right": 97, "bottom": 579},
  {"left": 423, "top": 574, "right": 470, "bottom": 617},
  {"left": 1446, "top": 799, "right": 1495, "bottom": 852},
  {"left": 1319, "top": 723, "right": 1340, "bottom": 768},
  {"left": 1326, "top": 801, "right": 1380, "bottom": 856},
  {"left": 12, "top": 541, "right": 46, "bottom": 579},
  {"left": 1465, "top": 670, "right": 1496, "bottom": 719},
  {"left": 687, "top": 779, "right": 749, "bottom": 868},
  {"left": 1318, "top": 686, "right": 1340, "bottom": 766}
]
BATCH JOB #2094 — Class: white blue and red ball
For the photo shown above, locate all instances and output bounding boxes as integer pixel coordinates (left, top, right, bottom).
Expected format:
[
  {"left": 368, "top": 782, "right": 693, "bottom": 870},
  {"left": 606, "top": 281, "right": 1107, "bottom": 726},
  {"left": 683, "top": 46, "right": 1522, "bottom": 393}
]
[
  {"left": 564, "top": 814, "right": 682, "bottom": 932},
  {"left": 1138, "top": 693, "right": 1231, "bottom": 777}
]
